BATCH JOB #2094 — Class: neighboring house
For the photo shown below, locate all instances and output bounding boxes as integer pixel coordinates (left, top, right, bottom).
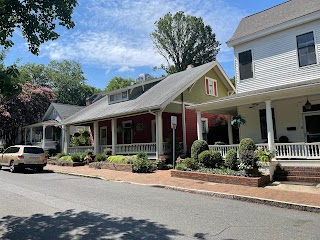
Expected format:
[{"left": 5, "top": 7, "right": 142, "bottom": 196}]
[
  {"left": 24, "top": 103, "right": 88, "bottom": 150},
  {"left": 189, "top": 0, "right": 320, "bottom": 168},
  {"left": 62, "top": 62, "right": 235, "bottom": 158}
]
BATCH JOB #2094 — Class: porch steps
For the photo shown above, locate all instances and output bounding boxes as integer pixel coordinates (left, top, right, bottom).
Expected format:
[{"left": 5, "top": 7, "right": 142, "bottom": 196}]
[{"left": 273, "top": 166, "right": 320, "bottom": 183}]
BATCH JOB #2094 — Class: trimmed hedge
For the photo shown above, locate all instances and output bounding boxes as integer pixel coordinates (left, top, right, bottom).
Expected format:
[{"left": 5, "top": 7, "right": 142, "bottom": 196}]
[{"left": 191, "top": 140, "right": 209, "bottom": 160}]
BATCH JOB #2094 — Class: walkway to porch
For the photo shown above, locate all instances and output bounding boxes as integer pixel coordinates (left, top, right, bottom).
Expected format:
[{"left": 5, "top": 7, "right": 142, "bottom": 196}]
[{"left": 210, "top": 142, "right": 320, "bottom": 160}]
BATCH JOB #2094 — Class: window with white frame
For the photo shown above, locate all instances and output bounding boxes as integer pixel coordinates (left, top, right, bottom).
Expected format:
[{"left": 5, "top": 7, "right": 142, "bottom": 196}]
[
  {"left": 201, "top": 118, "right": 208, "bottom": 141},
  {"left": 239, "top": 50, "right": 253, "bottom": 80},
  {"left": 109, "top": 91, "right": 128, "bottom": 104},
  {"left": 205, "top": 77, "right": 218, "bottom": 96},
  {"left": 297, "top": 31, "right": 317, "bottom": 67},
  {"left": 100, "top": 127, "right": 107, "bottom": 145}
]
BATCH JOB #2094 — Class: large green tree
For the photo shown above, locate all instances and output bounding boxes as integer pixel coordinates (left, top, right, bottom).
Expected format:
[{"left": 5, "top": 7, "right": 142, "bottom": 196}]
[
  {"left": 105, "top": 77, "right": 134, "bottom": 92},
  {"left": 19, "top": 60, "right": 98, "bottom": 106},
  {"left": 151, "top": 11, "right": 220, "bottom": 73},
  {"left": 0, "top": 0, "right": 77, "bottom": 55}
]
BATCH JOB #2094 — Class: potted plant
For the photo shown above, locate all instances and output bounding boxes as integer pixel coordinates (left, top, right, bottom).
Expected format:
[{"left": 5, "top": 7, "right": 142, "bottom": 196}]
[
  {"left": 255, "top": 147, "right": 275, "bottom": 164},
  {"left": 231, "top": 115, "right": 246, "bottom": 128}
]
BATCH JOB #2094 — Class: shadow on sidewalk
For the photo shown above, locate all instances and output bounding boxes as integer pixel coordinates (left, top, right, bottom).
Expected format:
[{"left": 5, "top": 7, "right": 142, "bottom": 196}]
[{"left": 0, "top": 209, "right": 182, "bottom": 239}]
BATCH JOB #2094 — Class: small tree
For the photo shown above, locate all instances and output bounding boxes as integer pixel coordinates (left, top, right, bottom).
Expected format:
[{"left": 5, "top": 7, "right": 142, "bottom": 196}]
[{"left": 105, "top": 77, "right": 134, "bottom": 92}]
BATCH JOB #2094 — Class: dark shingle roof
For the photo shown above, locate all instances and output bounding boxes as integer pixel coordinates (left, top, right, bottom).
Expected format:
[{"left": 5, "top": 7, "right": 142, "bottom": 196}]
[
  {"left": 51, "top": 103, "right": 85, "bottom": 119},
  {"left": 63, "top": 62, "right": 231, "bottom": 125},
  {"left": 227, "top": 0, "right": 320, "bottom": 44}
]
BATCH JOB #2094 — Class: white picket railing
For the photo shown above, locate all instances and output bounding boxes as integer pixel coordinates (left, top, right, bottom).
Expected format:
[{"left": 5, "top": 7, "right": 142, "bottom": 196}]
[
  {"left": 116, "top": 143, "right": 157, "bottom": 154},
  {"left": 99, "top": 145, "right": 112, "bottom": 154},
  {"left": 33, "top": 140, "right": 57, "bottom": 150},
  {"left": 209, "top": 142, "right": 320, "bottom": 159},
  {"left": 69, "top": 146, "right": 94, "bottom": 154}
]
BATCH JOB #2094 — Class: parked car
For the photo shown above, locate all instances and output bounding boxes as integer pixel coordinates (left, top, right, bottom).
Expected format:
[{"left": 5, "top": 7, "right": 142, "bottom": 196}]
[{"left": 0, "top": 145, "right": 47, "bottom": 173}]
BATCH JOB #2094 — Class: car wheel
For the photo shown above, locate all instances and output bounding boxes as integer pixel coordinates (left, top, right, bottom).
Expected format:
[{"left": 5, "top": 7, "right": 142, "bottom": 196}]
[
  {"left": 0, "top": 165, "right": 2, "bottom": 170},
  {"left": 36, "top": 166, "right": 43, "bottom": 173},
  {"left": 9, "top": 161, "right": 16, "bottom": 173}
]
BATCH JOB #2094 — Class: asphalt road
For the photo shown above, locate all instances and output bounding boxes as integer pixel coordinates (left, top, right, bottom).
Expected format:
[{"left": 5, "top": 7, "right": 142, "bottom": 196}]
[{"left": 0, "top": 168, "right": 319, "bottom": 240}]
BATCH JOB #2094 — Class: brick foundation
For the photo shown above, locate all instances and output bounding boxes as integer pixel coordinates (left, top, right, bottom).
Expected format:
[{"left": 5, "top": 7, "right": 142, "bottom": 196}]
[
  {"left": 171, "top": 170, "right": 270, "bottom": 187},
  {"left": 89, "top": 162, "right": 133, "bottom": 172}
]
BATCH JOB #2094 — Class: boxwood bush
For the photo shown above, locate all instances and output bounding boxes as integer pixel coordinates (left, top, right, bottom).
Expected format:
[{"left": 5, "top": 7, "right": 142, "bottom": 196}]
[
  {"left": 94, "top": 154, "right": 106, "bottom": 162},
  {"left": 238, "top": 138, "right": 258, "bottom": 168},
  {"left": 191, "top": 140, "right": 209, "bottom": 160},
  {"left": 225, "top": 149, "right": 238, "bottom": 170},
  {"left": 133, "top": 158, "right": 156, "bottom": 173},
  {"left": 183, "top": 158, "right": 199, "bottom": 170},
  {"left": 198, "top": 150, "right": 221, "bottom": 168}
]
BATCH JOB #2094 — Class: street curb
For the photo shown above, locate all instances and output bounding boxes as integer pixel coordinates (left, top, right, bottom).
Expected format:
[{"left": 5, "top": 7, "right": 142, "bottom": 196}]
[{"left": 47, "top": 170, "right": 320, "bottom": 213}]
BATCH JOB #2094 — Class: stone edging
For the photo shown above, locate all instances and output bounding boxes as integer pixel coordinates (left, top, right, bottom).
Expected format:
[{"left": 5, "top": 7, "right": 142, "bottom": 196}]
[{"left": 47, "top": 170, "right": 320, "bottom": 213}]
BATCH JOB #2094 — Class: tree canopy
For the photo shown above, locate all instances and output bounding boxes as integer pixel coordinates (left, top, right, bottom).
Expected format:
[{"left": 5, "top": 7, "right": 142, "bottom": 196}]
[
  {"left": 0, "top": 0, "right": 78, "bottom": 55},
  {"left": 0, "top": 82, "right": 55, "bottom": 146},
  {"left": 19, "top": 60, "right": 98, "bottom": 106},
  {"left": 105, "top": 77, "right": 134, "bottom": 92},
  {"left": 151, "top": 11, "right": 220, "bottom": 74}
]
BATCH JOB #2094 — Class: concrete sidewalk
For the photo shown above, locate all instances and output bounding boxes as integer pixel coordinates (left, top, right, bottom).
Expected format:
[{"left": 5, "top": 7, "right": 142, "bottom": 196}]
[{"left": 45, "top": 165, "right": 320, "bottom": 212}]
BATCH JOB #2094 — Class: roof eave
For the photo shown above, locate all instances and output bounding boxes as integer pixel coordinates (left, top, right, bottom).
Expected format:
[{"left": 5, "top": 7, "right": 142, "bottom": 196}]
[{"left": 227, "top": 11, "right": 320, "bottom": 48}]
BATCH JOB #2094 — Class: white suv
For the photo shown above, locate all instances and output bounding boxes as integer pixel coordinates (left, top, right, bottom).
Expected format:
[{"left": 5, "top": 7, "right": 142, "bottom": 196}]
[{"left": 0, "top": 145, "right": 47, "bottom": 173}]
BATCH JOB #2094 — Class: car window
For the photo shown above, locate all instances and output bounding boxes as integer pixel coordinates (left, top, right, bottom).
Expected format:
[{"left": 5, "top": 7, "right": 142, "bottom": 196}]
[
  {"left": 3, "top": 147, "right": 20, "bottom": 154},
  {"left": 23, "top": 147, "right": 44, "bottom": 154}
]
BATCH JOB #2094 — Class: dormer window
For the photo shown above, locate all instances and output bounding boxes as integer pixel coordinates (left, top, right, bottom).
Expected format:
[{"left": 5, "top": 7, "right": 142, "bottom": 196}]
[
  {"left": 109, "top": 91, "right": 128, "bottom": 104},
  {"left": 297, "top": 32, "right": 317, "bottom": 67},
  {"left": 239, "top": 50, "right": 253, "bottom": 80}
]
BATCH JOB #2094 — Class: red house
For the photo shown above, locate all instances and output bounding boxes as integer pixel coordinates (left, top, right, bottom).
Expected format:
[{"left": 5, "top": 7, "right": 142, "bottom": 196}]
[{"left": 62, "top": 61, "right": 235, "bottom": 159}]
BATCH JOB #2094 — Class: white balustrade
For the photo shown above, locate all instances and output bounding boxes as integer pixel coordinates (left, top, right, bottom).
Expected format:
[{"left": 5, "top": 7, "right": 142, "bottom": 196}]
[
  {"left": 99, "top": 145, "right": 112, "bottom": 154},
  {"left": 69, "top": 146, "right": 94, "bottom": 154},
  {"left": 209, "top": 142, "right": 320, "bottom": 160},
  {"left": 115, "top": 143, "right": 156, "bottom": 154}
]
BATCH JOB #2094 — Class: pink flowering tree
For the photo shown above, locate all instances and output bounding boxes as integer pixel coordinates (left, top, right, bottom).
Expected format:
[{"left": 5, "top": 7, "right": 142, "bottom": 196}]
[{"left": 0, "top": 83, "right": 55, "bottom": 146}]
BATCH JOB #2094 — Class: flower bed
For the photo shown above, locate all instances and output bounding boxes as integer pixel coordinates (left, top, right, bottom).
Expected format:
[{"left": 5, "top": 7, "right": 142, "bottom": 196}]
[
  {"left": 171, "top": 170, "right": 270, "bottom": 187},
  {"left": 48, "top": 160, "right": 86, "bottom": 167},
  {"left": 89, "top": 162, "right": 133, "bottom": 172}
]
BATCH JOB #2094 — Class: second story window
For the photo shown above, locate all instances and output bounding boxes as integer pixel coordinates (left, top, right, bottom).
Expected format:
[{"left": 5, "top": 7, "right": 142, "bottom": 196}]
[
  {"left": 205, "top": 77, "right": 218, "bottom": 96},
  {"left": 109, "top": 91, "right": 128, "bottom": 104},
  {"left": 297, "top": 32, "right": 317, "bottom": 67},
  {"left": 239, "top": 50, "right": 253, "bottom": 80}
]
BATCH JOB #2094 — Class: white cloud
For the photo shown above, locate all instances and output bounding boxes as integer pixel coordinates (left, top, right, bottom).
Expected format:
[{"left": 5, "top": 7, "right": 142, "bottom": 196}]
[
  {"left": 41, "top": 0, "right": 246, "bottom": 70},
  {"left": 117, "top": 66, "right": 135, "bottom": 72}
]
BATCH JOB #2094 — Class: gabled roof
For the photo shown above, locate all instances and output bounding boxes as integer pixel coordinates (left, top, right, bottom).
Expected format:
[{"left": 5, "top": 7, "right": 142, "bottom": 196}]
[
  {"left": 43, "top": 103, "right": 85, "bottom": 121},
  {"left": 63, "top": 61, "right": 235, "bottom": 125},
  {"left": 227, "top": 0, "right": 320, "bottom": 47}
]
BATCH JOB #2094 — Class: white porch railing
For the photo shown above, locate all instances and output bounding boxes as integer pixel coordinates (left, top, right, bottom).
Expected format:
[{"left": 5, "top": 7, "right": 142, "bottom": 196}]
[
  {"left": 34, "top": 140, "right": 58, "bottom": 150},
  {"left": 209, "top": 142, "right": 320, "bottom": 159},
  {"left": 116, "top": 143, "right": 156, "bottom": 154},
  {"left": 99, "top": 145, "right": 112, "bottom": 153},
  {"left": 69, "top": 146, "right": 94, "bottom": 154}
]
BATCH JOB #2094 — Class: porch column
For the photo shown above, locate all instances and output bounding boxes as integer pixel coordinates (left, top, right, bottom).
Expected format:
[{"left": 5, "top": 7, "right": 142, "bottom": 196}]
[
  {"left": 61, "top": 125, "right": 66, "bottom": 153},
  {"left": 111, "top": 118, "right": 117, "bottom": 155},
  {"left": 265, "top": 100, "right": 276, "bottom": 181},
  {"left": 196, "top": 111, "right": 203, "bottom": 140},
  {"left": 42, "top": 125, "right": 46, "bottom": 149},
  {"left": 227, "top": 114, "right": 234, "bottom": 144},
  {"left": 265, "top": 100, "right": 275, "bottom": 150},
  {"left": 30, "top": 127, "right": 33, "bottom": 144},
  {"left": 156, "top": 111, "right": 163, "bottom": 158},
  {"left": 182, "top": 103, "right": 187, "bottom": 153},
  {"left": 63, "top": 125, "right": 70, "bottom": 154},
  {"left": 93, "top": 121, "right": 99, "bottom": 155}
]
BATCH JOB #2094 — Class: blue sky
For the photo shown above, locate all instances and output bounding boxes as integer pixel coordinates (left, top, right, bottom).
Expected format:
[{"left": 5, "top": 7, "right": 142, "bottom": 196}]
[{"left": 5, "top": 0, "right": 286, "bottom": 90}]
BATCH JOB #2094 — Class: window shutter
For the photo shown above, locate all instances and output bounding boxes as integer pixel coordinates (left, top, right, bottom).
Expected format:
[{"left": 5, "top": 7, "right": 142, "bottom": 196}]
[
  {"left": 205, "top": 78, "right": 209, "bottom": 95},
  {"left": 214, "top": 80, "right": 217, "bottom": 96}
]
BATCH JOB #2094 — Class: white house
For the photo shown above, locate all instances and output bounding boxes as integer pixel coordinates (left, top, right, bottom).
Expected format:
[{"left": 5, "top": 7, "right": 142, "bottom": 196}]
[
  {"left": 189, "top": 0, "right": 320, "bottom": 177},
  {"left": 24, "top": 103, "right": 89, "bottom": 150}
]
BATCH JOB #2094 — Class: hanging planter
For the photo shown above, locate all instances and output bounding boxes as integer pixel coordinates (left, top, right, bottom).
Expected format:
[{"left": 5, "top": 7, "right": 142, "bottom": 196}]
[{"left": 231, "top": 115, "right": 246, "bottom": 129}]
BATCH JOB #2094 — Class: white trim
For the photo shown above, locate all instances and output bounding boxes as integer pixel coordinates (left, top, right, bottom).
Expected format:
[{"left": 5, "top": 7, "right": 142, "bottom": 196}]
[
  {"left": 109, "top": 90, "right": 129, "bottom": 104},
  {"left": 151, "top": 119, "right": 156, "bottom": 142},
  {"left": 201, "top": 118, "right": 209, "bottom": 134},
  {"left": 205, "top": 77, "right": 218, "bottom": 97},
  {"left": 237, "top": 49, "right": 254, "bottom": 82},
  {"left": 296, "top": 30, "right": 319, "bottom": 70}
]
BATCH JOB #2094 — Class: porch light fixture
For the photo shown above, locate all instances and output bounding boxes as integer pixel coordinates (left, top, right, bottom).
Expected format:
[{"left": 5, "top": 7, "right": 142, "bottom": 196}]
[{"left": 304, "top": 98, "right": 312, "bottom": 110}]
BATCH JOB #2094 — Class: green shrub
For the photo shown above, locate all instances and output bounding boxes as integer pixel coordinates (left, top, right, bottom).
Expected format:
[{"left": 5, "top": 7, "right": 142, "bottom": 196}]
[
  {"left": 56, "top": 151, "right": 66, "bottom": 159},
  {"left": 175, "top": 162, "right": 187, "bottom": 171},
  {"left": 137, "top": 151, "right": 148, "bottom": 160},
  {"left": 46, "top": 148, "right": 56, "bottom": 156},
  {"left": 183, "top": 157, "right": 199, "bottom": 170},
  {"left": 165, "top": 164, "right": 173, "bottom": 169},
  {"left": 107, "top": 155, "right": 127, "bottom": 164},
  {"left": 70, "top": 153, "right": 82, "bottom": 162},
  {"left": 198, "top": 150, "right": 221, "bottom": 168},
  {"left": 238, "top": 138, "right": 258, "bottom": 168},
  {"left": 133, "top": 158, "right": 156, "bottom": 173},
  {"left": 58, "top": 156, "right": 72, "bottom": 162},
  {"left": 191, "top": 140, "right": 209, "bottom": 160},
  {"left": 225, "top": 149, "right": 238, "bottom": 169},
  {"left": 103, "top": 147, "right": 112, "bottom": 155},
  {"left": 80, "top": 152, "right": 87, "bottom": 162},
  {"left": 94, "top": 154, "right": 106, "bottom": 162}
]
